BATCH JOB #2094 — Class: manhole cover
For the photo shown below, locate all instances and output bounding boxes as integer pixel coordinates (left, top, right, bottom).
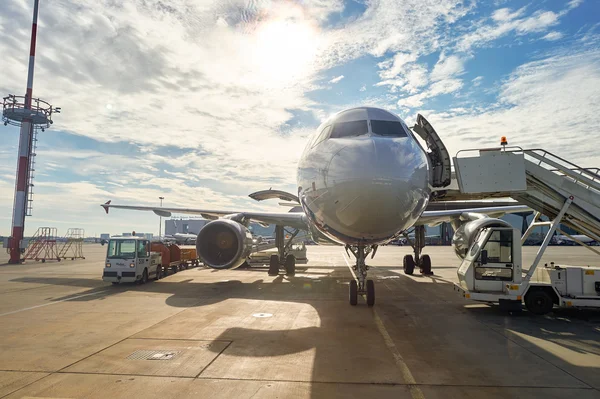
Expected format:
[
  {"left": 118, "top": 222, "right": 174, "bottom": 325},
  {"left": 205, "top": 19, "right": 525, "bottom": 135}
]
[
  {"left": 253, "top": 313, "right": 273, "bottom": 318},
  {"left": 127, "top": 350, "right": 181, "bottom": 360}
]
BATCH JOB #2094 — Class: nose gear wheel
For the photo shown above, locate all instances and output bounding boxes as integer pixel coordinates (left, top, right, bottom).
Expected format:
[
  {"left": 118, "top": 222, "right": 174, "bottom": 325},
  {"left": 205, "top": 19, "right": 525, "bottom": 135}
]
[{"left": 346, "top": 244, "right": 377, "bottom": 306}]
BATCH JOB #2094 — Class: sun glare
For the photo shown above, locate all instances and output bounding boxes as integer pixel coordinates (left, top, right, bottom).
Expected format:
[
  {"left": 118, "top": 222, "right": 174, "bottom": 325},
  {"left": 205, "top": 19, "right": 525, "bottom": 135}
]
[{"left": 251, "top": 18, "right": 319, "bottom": 87}]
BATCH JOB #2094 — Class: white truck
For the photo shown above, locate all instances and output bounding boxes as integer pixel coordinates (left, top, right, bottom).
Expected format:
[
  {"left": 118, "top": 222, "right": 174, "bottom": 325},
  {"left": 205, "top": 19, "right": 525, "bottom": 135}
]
[
  {"left": 454, "top": 225, "right": 600, "bottom": 314},
  {"left": 103, "top": 236, "right": 161, "bottom": 284}
]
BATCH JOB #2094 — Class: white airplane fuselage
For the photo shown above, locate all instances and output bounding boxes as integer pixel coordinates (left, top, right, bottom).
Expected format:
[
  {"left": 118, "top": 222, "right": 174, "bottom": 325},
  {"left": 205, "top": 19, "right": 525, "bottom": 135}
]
[{"left": 297, "top": 107, "right": 431, "bottom": 246}]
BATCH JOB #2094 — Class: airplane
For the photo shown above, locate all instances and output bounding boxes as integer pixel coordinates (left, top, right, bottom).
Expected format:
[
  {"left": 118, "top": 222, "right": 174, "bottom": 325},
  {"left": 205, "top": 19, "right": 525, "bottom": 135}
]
[
  {"left": 554, "top": 234, "right": 598, "bottom": 246},
  {"left": 101, "top": 106, "right": 529, "bottom": 307},
  {"left": 162, "top": 233, "right": 198, "bottom": 245}
]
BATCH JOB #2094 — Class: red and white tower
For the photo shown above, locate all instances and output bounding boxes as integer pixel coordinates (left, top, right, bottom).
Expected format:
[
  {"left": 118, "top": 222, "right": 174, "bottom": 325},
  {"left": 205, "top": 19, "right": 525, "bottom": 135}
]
[{"left": 2, "top": 0, "right": 60, "bottom": 264}]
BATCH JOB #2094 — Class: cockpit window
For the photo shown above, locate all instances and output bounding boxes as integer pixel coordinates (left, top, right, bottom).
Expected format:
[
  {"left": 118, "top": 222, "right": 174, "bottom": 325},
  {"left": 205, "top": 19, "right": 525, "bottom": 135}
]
[
  {"left": 330, "top": 120, "right": 368, "bottom": 139},
  {"left": 312, "top": 125, "right": 331, "bottom": 147},
  {"left": 370, "top": 120, "right": 408, "bottom": 137}
]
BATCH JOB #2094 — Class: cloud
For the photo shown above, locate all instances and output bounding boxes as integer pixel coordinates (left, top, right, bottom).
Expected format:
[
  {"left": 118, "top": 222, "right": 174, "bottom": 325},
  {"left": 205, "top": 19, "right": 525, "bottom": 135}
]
[
  {"left": 491, "top": 7, "right": 527, "bottom": 22},
  {"left": 329, "top": 75, "right": 345, "bottom": 84},
  {"left": 472, "top": 76, "right": 484, "bottom": 86},
  {"left": 455, "top": 5, "right": 576, "bottom": 52},
  {"left": 397, "top": 78, "right": 463, "bottom": 108},
  {"left": 542, "top": 31, "right": 564, "bottom": 41},
  {"left": 424, "top": 45, "right": 600, "bottom": 168},
  {"left": 430, "top": 53, "right": 466, "bottom": 81}
]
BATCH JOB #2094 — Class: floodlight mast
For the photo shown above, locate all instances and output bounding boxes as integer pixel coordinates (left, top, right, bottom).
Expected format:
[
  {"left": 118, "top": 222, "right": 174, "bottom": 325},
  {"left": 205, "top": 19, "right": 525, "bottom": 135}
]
[{"left": 2, "top": 0, "right": 59, "bottom": 264}]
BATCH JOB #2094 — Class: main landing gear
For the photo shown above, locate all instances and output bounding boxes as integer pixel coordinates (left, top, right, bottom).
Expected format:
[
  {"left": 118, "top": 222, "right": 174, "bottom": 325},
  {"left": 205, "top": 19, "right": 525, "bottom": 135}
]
[
  {"left": 346, "top": 245, "right": 377, "bottom": 307},
  {"left": 267, "top": 225, "right": 298, "bottom": 277},
  {"left": 402, "top": 225, "right": 433, "bottom": 276}
]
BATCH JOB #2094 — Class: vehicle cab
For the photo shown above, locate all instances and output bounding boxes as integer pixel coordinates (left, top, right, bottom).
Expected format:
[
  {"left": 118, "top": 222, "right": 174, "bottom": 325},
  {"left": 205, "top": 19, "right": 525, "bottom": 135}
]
[
  {"left": 457, "top": 227, "right": 523, "bottom": 294},
  {"left": 103, "top": 236, "right": 160, "bottom": 284}
]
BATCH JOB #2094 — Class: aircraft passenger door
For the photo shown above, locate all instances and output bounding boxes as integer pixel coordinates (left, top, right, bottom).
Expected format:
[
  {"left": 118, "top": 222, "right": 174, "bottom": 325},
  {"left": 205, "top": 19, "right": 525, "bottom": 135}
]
[
  {"left": 473, "top": 228, "right": 514, "bottom": 292},
  {"left": 411, "top": 114, "right": 452, "bottom": 188}
]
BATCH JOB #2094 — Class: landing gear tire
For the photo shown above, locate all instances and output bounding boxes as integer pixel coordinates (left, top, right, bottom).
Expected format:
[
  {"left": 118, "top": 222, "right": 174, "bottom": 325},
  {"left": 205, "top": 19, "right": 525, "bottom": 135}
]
[
  {"left": 420, "top": 254, "right": 432, "bottom": 275},
  {"left": 525, "top": 290, "right": 554, "bottom": 315},
  {"left": 403, "top": 255, "right": 415, "bottom": 275},
  {"left": 284, "top": 255, "right": 296, "bottom": 276},
  {"left": 268, "top": 254, "right": 279, "bottom": 276},
  {"left": 349, "top": 279, "right": 358, "bottom": 306},
  {"left": 366, "top": 279, "right": 375, "bottom": 307}
]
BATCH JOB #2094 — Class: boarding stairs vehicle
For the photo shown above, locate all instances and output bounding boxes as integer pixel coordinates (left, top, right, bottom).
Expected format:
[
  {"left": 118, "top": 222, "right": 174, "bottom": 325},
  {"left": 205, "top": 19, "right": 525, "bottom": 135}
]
[{"left": 451, "top": 143, "right": 600, "bottom": 314}]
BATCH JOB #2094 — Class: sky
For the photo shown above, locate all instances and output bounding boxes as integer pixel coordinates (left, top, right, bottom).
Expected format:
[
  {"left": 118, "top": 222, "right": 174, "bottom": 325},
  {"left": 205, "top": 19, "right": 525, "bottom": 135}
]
[{"left": 0, "top": 0, "right": 599, "bottom": 237}]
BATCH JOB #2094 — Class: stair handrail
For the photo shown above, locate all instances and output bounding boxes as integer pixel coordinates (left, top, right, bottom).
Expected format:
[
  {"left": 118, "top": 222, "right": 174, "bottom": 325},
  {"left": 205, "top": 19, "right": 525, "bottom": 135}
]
[{"left": 523, "top": 149, "right": 600, "bottom": 193}]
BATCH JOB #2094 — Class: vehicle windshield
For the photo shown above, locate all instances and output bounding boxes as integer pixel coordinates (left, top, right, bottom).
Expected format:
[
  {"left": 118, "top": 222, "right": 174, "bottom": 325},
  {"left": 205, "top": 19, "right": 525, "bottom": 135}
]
[{"left": 107, "top": 239, "right": 137, "bottom": 259}]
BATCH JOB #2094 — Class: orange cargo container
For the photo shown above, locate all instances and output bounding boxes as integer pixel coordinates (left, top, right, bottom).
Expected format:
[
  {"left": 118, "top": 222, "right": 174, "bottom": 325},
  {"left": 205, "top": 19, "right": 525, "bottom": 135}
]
[{"left": 150, "top": 242, "right": 199, "bottom": 277}]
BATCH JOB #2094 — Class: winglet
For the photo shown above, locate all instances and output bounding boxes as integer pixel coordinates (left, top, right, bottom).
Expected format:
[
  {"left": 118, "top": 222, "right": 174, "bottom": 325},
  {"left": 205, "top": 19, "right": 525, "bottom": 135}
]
[{"left": 102, "top": 200, "right": 111, "bottom": 214}]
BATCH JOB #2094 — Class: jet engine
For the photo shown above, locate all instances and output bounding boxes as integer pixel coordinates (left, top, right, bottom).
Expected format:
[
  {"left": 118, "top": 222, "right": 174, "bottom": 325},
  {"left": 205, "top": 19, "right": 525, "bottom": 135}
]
[
  {"left": 451, "top": 213, "right": 512, "bottom": 259},
  {"left": 196, "top": 219, "right": 253, "bottom": 269}
]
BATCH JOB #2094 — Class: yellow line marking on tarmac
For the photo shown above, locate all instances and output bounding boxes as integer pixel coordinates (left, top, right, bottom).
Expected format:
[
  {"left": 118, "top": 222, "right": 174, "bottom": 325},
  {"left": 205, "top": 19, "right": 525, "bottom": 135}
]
[{"left": 343, "top": 252, "right": 425, "bottom": 399}]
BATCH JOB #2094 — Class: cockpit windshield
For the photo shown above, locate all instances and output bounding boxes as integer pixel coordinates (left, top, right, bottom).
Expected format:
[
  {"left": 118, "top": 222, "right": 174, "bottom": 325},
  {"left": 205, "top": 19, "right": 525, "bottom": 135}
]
[
  {"left": 107, "top": 239, "right": 137, "bottom": 259},
  {"left": 371, "top": 120, "right": 408, "bottom": 137},
  {"left": 330, "top": 120, "right": 368, "bottom": 138}
]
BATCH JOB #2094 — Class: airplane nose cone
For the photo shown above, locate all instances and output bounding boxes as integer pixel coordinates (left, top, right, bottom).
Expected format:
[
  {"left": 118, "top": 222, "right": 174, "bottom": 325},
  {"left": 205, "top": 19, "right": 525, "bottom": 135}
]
[{"left": 322, "top": 137, "right": 429, "bottom": 243}]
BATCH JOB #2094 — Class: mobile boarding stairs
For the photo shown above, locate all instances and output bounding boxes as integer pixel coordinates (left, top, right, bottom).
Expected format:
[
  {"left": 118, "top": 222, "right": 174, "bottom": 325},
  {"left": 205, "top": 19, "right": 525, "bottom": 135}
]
[{"left": 450, "top": 145, "right": 600, "bottom": 314}]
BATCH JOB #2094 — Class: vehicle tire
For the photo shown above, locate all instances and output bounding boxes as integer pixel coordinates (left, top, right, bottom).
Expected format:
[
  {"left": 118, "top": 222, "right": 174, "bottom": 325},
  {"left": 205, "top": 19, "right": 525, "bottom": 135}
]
[
  {"left": 366, "top": 279, "right": 375, "bottom": 307},
  {"left": 171, "top": 266, "right": 178, "bottom": 274},
  {"left": 268, "top": 254, "right": 279, "bottom": 276},
  {"left": 403, "top": 255, "right": 415, "bottom": 275},
  {"left": 420, "top": 254, "right": 432, "bottom": 275},
  {"left": 525, "top": 290, "right": 554, "bottom": 315},
  {"left": 284, "top": 255, "right": 296, "bottom": 276},
  {"left": 238, "top": 261, "right": 251, "bottom": 269},
  {"left": 140, "top": 268, "right": 148, "bottom": 284},
  {"left": 349, "top": 280, "right": 358, "bottom": 306}
]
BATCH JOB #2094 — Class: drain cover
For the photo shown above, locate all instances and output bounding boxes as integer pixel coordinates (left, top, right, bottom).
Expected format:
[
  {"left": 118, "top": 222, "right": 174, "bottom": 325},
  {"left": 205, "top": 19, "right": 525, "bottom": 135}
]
[
  {"left": 127, "top": 350, "right": 180, "bottom": 361},
  {"left": 253, "top": 313, "right": 273, "bottom": 318}
]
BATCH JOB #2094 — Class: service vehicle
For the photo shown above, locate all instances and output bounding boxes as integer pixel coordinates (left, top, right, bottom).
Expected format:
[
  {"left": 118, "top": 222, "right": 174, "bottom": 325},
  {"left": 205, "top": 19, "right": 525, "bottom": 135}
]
[{"left": 103, "top": 236, "right": 160, "bottom": 284}]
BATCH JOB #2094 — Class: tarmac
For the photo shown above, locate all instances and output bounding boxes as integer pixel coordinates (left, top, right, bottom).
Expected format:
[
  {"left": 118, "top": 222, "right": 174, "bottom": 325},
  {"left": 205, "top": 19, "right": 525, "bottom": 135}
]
[{"left": 0, "top": 244, "right": 599, "bottom": 399}]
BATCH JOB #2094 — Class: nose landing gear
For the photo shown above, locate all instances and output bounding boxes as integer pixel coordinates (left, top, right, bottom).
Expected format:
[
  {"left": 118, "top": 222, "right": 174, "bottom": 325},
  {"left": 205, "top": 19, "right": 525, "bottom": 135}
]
[{"left": 346, "top": 245, "right": 376, "bottom": 306}]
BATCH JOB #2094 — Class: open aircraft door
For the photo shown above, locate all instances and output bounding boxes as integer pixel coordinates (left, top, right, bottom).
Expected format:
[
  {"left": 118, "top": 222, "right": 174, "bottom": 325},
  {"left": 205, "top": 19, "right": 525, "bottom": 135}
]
[{"left": 411, "top": 114, "right": 452, "bottom": 189}]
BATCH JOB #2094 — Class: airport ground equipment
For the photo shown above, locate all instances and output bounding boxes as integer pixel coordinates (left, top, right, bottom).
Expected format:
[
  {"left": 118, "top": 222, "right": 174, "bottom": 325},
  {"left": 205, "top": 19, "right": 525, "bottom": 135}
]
[
  {"left": 22, "top": 227, "right": 60, "bottom": 262},
  {"left": 451, "top": 144, "right": 600, "bottom": 314},
  {"left": 103, "top": 237, "right": 161, "bottom": 284},
  {"left": 152, "top": 242, "right": 200, "bottom": 276},
  {"left": 2, "top": 0, "right": 61, "bottom": 264},
  {"left": 57, "top": 228, "right": 85, "bottom": 260}
]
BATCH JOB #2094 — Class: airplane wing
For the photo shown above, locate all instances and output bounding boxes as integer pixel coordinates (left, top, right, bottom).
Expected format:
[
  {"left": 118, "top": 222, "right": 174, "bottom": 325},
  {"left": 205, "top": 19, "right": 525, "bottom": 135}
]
[
  {"left": 102, "top": 200, "right": 529, "bottom": 233},
  {"left": 101, "top": 201, "right": 309, "bottom": 230},
  {"left": 416, "top": 204, "right": 531, "bottom": 227}
]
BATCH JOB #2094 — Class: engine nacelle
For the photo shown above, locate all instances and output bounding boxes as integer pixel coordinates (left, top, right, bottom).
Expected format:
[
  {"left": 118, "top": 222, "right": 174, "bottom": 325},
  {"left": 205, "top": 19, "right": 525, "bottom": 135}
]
[
  {"left": 452, "top": 213, "right": 512, "bottom": 259},
  {"left": 196, "top": 219, "right": 253, "bottom": 269}
]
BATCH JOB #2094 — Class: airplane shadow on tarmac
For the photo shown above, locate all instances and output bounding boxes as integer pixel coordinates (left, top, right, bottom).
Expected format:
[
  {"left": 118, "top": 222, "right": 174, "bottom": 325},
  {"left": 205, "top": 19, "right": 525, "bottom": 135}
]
[{"left": 11, "top": 262, "right": 600, "bottom": 396}]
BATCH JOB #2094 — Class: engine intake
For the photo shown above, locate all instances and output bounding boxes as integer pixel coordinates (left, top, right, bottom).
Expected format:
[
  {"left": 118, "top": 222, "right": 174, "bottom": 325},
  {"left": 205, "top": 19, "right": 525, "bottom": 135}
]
[
  {"left": 452, "top": 213, "right": 512, "bottom": 259},
  {"left": 196, "top": 219, "right": 253, "bottom": 269}
]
